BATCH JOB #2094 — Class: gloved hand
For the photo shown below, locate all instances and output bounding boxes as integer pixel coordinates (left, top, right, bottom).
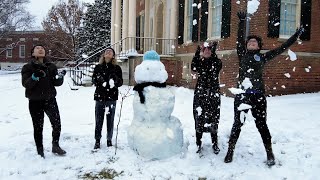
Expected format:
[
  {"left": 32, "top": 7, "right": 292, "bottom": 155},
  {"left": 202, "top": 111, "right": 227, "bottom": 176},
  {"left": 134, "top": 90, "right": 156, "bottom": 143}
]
[
  {"left": 195, "top": 45, "right": 201, "bottom": 57},
  {"left": 56, "top": 70, "right": 66, "bottom": 79},
  {"left": 210, "top": 41, "right": 218, "bottom": 54},
  {"left": 109, "top": 73, "right": 120, "bottom": 86},
  {"left": 295, "top": 26, "right": 305, "bottom": 37},
  {"left": 32, "top": 69, "right": 46, "bottom": 81},
  {"left": 237, "top": 12, "right": 247, "bottom": 21}
]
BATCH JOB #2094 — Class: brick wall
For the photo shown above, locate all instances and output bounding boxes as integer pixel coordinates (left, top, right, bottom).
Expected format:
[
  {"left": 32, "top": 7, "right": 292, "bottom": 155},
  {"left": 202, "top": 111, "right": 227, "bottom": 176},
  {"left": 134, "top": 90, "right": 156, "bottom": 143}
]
[{"left": 0, "top": 31, "right": 47, "bottom": 63}]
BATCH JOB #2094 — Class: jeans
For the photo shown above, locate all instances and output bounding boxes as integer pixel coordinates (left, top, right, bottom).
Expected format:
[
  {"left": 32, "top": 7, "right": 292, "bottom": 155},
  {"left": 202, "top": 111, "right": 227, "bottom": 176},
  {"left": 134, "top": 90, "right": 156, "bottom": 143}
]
[{"left": 95, "top": 100, "right": 117, "bottom": 141}]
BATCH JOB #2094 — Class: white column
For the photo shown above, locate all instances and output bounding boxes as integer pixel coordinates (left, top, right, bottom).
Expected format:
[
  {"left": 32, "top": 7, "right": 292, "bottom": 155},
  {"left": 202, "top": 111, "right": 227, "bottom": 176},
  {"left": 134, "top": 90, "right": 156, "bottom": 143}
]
[
  {"left": 144, "top": 0, "right": 150, "bottom": 37},
  {"left": 144, "top": 0, "right": 150, "bottom": 51},
  {"left": 128, "top": 0, "right": 136, "bottom": 51},
  {"left": 110, "top": 0, "right": 116, "bottom": 45},
  {"left": 115, "top": 0, "right": 122, "bottom": 54},
  {"left": 170, "top": 0, "right": 177, "bottom": 40},
  {"left": 122, "top": 0, "right": 129, "bottom": 51},
  {"left": 170, "top": 0, "right": 178, "bottom": 54}
]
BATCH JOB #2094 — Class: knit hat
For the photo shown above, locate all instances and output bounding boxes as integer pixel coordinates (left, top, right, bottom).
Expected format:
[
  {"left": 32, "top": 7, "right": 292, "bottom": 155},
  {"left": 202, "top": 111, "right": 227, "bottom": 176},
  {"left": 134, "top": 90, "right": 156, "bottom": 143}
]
[
  {"left": 31, "top": 44, "right": 46, "bottom": 58},
  {"left": 105, "top": 47, "right": 115, "bottom": 58},
  {"left": 143, "top": 50, "right": 160, "bottom": 61},
  {"left": 246, "top": 35, "right": 263, "bottom": 49}
]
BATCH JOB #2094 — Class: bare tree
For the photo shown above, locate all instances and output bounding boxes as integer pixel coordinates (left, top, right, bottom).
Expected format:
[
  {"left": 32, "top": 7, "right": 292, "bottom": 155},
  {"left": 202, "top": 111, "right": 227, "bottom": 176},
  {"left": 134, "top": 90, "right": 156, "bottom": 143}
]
[
  {"left": 0, "top": 0, "right": 34, "bottom": 38},
  {"left": 42, "top": 0, "right": 84, "bottom": 61}
]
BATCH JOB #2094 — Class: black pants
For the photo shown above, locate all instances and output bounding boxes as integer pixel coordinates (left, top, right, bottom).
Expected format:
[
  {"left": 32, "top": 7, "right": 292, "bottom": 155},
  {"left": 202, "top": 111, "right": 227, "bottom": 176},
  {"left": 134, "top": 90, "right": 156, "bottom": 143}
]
[
  {"left": 193, "top": 88, "right": 220, "bottom": 144},
  {"left": 95, "top": 100, "right": 116, "bottom": 141},
  {"left": 29, "top": 98, "right": 61, "bottom": 149},
  {"left": 228, "top": 93, "right": 272, "bottom": 146}
]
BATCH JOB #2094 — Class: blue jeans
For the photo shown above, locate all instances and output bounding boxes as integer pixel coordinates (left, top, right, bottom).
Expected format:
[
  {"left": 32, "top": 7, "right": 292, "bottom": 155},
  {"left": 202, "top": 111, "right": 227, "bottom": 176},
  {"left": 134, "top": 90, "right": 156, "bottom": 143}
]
[{"left": 95, "top": 100, "right": 117, "bottom": 141}]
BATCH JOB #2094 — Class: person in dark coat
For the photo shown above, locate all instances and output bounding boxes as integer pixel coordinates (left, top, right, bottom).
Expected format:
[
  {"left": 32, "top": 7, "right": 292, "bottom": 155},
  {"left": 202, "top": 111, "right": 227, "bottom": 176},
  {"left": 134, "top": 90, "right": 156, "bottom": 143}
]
[
  {"left": 21, "top": 44, "right": 67, "bottom": 158},
  {"left": 224, "top": 12, "right": 305, "bottom": 166},
  {"left": 191, "top": 41, "right": 222, "bottom": 154},
  {"left": 92, "top": 47, "right": 123, "bottom": 149}
]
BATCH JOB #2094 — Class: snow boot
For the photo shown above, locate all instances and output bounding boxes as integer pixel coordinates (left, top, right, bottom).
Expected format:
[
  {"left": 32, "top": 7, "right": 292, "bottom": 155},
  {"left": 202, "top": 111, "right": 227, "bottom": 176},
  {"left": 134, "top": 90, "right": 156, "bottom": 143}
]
[
  {"left": 94, "top": 140, "right": 100, "bottom": 149},
  {"left": 265, "top": 143, "right": 275, "bottom": 166},
  {"left": 224, "top": 146, "right": 235, "bottom": 163},
  {"left": 52, "top": 143, "right": 66, "bottom": 155},
  {"left": 107, "top": 140, "right": 112, "bottom": 147},
  {"left": 196, "top": 132, "right": 202, "bottom": 153},
  {"left": 211, "top": 131, "right": 220, "bottom": 154},
  {"left": 37, "top": 147, "right": 45, "bottom": 158}
]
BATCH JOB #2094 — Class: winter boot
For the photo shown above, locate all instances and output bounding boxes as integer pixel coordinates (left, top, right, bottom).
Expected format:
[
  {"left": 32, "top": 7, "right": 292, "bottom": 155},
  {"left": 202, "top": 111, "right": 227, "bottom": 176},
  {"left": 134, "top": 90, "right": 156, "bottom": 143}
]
[
  {"left": 94, "top": 140, "right": 100, "bottom": 149},
  {"left": 52, "top": 143, "right": 66, "bottom": 155},
  {"left": 196, "top": 132, "right": 203, "bottom": 153},
  {"left": 211, "top": 131, "right": 220, "bottom": 154},
  {"left": 224, "top": 146, "right": 235, "bottom": 163},
  {"left": 265, "top": 143, "right": 275, "bottom": 166},
  {"left": 37, "top": 147, "right": 45, "bottom": 158},
  {"left": 107, "top": 140, "right": 112, "bottom": 147}
]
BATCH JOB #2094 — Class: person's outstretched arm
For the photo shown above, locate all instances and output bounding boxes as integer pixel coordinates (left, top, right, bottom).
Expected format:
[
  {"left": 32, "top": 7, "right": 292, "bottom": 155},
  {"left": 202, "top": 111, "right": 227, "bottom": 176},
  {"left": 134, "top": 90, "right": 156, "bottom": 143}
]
[
  {"left": 237, "top": 12, "right": 246, "bottom": 60},
  {"left": 191, "top": 45, "right": 202, "bottom": 72},
  {"left": 263, "top": 27, "right": 304, "bottom": 62}
]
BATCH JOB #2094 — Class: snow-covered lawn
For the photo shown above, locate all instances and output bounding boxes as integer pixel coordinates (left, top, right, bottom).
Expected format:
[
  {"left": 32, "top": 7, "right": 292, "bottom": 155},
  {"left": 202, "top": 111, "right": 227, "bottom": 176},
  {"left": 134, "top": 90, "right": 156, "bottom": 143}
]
[{"left": 0, "top": 72, "right": 319, "bottom": 179}]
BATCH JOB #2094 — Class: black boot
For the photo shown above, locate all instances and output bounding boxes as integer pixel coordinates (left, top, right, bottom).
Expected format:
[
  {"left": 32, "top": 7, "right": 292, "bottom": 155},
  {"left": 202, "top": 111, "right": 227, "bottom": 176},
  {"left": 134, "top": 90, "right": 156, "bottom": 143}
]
[
  {"left": 94, "top": 140, "right": 100, "bottom": 149},
  {"left": 107, "top": 140, "right": 112, "bottom": 147},
  {"left": 224, "top": 148, "right": 234, "bottom": 163},
  {"left": 265, "top": 143, "right": 275, "bottom": 166},
  {"left": 52, "top": 143, "right": 66, "bottom": 155},
  {"left": 196, "top": 132, "right": 202, "bottom": 153},
  {"left": 211, "top": 130, "right": 220, "bottom": 154},
  {"left": 37, "top": 147, "right": 45, "bottom": 158}
]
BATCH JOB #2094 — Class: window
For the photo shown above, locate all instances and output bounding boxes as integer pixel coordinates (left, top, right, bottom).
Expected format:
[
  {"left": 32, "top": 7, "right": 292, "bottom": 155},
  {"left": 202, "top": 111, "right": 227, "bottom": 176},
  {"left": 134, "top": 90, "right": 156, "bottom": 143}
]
[
  {"left": 33, "top": 38, "right": 39, "bottom": 41},
  {"left": 210, "top": 0, "right": 222, "bottom": 38},
  {"left": 6, "top": 45, "right": 12, "bottom": 58},
  {"left": 279, "top": 0, "right": 300, "bottom": 38},
  {"left": 6, "top": 38, "right": 12, "bottom": 41},
  {"left": 185, "top": 0, "right": 195, "bottom": 41},
  {"left": 19, "top": 45, "right": 25, "bottom": 58}
]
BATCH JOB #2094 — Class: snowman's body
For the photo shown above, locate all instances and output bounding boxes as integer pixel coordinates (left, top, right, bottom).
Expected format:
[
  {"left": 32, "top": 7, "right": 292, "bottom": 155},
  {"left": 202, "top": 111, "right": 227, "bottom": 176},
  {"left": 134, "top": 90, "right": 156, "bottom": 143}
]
[{"left": 127, "top": 50, "right": 183, "bottom": 160}]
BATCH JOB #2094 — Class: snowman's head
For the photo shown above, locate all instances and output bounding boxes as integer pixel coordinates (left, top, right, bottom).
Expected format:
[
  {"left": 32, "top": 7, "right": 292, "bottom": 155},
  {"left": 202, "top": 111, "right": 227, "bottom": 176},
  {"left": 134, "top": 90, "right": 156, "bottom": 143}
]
[{"left": 134, "top": 50, "right": 168, "bottom": 84}]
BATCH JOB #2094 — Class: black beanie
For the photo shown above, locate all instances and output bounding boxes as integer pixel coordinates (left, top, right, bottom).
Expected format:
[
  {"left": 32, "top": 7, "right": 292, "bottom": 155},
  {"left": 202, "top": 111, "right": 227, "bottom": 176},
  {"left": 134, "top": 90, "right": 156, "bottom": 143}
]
[
  {"left": 246, "top": 35, "right": 263, "bottom": 49},
  {"left": 106, "top": 47, "right": 115, "bottom": 57},
  {"left": 31, "top": 44, "right": 46, "bottom": 58}
]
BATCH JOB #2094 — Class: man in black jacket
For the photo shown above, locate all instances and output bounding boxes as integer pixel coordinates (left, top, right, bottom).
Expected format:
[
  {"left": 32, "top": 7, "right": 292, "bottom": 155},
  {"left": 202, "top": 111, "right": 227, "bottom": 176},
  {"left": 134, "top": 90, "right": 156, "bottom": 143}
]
[
  {"left": 21, "top": 45, "right": 67, "bottom": 158},
  {"left": 191, "top": 41, "right": 222, "bottom": 154},
  {"left": 224, "top": 12, "right": 304, "bottom": 166}
]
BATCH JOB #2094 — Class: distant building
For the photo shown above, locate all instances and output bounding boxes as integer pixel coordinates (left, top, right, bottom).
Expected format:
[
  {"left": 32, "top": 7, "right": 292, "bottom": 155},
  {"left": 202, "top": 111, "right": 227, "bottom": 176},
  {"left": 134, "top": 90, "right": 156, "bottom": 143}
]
[{"left": 0, "top": 31, "right": 46, "bottom": 64}]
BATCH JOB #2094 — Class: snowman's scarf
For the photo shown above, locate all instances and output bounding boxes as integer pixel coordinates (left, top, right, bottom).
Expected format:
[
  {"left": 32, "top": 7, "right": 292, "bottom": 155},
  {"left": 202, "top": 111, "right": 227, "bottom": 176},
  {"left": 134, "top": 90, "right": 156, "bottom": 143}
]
[{"left": 133, "top": 82, "right": 167, "bottom": 103}]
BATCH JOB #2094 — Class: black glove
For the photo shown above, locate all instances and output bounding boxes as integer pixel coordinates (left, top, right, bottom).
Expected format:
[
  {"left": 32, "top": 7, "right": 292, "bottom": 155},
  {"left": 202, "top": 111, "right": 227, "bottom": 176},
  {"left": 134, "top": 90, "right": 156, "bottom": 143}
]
[
  {"left": 109, "top": 73, "right": 120, "bottom": 86},
  {"left": 34, "top": 69, "right": 46, "bottom": 78},
  {"left": 295, "top": 26, "right": 305, "bottom": 37},
  {"left": 210, "top": 41, "right": 218, "bottom": 54},
  {"left": 56, "top": 70, "right": 66, "bottom": 79},
  {"left": 195, "top": 45, "right": 201, "bottom": 57},
  {"left": 237, "top": 12, "right": 247, "bottom": 21}
]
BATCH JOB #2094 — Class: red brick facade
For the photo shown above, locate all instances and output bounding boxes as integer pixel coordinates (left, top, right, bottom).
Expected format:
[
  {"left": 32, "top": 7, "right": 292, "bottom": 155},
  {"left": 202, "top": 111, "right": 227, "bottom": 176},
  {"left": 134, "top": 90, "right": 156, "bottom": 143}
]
[{"left": 0, "top": 31, "right": 46, "bottom": 63}]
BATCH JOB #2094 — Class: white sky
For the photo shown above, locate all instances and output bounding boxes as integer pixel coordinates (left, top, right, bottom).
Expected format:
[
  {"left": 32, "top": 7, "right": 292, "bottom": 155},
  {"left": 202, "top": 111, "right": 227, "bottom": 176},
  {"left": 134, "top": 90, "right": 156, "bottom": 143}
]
[{"left": 26, "top": 0, "right": 95, "bottom": 30}]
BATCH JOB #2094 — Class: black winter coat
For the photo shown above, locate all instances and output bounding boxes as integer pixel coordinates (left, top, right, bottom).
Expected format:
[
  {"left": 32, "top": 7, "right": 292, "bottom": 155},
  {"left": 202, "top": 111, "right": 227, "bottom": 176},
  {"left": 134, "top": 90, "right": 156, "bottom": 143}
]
[
  {"left": 92, "top": 62, "right": 123, "bottom": 101},
  {"left": 191, "top": 54, "right": 222, "bottom": 91},
  {"left": 237, "top": 19, "right": 300, "bottom": 94},
  {"left": 21, "top": 59, "right": 63, "bottom": 100}
]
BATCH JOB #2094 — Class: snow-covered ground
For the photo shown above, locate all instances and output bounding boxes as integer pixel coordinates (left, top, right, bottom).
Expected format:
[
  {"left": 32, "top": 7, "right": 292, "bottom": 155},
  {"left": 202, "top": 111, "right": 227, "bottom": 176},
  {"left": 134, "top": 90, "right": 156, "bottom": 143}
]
[{"left": 0, "top": 72, "right": 319, "bottom": 180}]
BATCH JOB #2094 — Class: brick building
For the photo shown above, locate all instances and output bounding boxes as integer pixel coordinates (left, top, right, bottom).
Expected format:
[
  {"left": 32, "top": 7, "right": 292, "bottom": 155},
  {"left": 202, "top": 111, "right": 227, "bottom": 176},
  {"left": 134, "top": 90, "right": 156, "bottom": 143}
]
[{"left": 112, "top": 0, "right": 320, "bottom": 95}]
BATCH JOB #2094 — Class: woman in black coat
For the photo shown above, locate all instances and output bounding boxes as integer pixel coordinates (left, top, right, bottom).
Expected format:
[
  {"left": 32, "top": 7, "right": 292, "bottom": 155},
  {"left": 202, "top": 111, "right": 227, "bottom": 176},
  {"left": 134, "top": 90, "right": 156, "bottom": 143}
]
[
  {"left": 21, "top": 44, "right": 67, "bottom": 158},
  {"left": 92, "top": 47, "right": 123, "bottom": 149},
  {"left": 191, "top": 42, "right": 222, "bottom": 154}
]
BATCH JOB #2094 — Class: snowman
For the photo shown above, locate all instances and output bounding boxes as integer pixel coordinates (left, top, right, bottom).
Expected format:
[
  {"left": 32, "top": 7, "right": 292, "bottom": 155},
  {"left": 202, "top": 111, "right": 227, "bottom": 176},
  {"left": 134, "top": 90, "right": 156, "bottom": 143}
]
[{"left": 127, "top": 50, "right": 183, "bottom": 160}]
